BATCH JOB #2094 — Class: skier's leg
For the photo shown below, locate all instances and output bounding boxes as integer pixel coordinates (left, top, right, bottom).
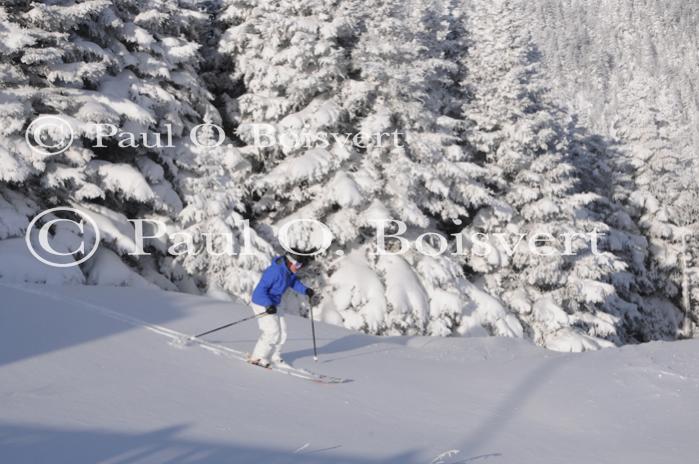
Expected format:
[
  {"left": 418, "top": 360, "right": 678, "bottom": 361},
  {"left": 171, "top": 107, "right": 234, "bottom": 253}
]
[
  {"left": 252, "top": 316, "right": 280, "bottom": 362},
  {"left": 251, "top": 303, "right": 280, "bottom": 363},
  {"left": 271, "top": 313, "right": 288, "bottom": 364}
]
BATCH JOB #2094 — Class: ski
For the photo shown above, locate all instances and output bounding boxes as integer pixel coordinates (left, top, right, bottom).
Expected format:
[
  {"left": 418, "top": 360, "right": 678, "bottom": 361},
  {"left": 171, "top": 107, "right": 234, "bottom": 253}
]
[
  {"left": 174, "top": 334, "right": 348, "bottom": 384},
  {"left": 264, "top": 360, "right": 348, "bottom": 384}
]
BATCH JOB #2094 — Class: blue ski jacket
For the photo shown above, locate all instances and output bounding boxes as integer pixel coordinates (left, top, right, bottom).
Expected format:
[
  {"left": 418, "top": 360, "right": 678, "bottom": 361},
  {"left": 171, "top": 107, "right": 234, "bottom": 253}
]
[{"left": 251, "top": 256, "right": 308, "bottom": 307}]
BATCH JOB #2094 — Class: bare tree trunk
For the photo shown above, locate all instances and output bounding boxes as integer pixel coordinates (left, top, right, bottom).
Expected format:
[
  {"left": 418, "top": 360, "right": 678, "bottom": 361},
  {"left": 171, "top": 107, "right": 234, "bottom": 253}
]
[{"left": 680, "top": 232, "right": 693, "bottom": 338}]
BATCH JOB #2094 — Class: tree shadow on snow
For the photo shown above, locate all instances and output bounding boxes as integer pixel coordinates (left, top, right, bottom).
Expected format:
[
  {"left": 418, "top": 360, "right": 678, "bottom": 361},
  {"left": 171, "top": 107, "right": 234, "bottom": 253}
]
[
  {"left": 0, "top": 422, "right": 421, "bottom": 464},
  {"left": 283, "top": 334, "right": 402, "bottom": 364},
  {"left": 456, "top": 356, "right": 566, "bottom": 460}
]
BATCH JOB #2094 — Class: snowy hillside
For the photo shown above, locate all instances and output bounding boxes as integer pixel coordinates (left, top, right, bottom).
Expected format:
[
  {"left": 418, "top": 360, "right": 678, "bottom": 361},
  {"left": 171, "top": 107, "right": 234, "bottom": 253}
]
[{"left": 2, "top": 284, "right": 698, "bottom": 463}]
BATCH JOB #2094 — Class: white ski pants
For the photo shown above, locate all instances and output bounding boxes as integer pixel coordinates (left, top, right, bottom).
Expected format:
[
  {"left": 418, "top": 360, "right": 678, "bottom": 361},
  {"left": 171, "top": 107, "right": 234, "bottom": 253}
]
[{"left": 251, "top": 303, "right": 287, "bottom": 362}]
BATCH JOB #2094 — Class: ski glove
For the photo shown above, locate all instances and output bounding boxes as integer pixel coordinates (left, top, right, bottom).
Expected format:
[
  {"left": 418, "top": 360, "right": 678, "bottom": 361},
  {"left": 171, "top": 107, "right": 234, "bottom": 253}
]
[
  {"left": 265, "top": 305, "right": 278, "bottom": 315},
  {"left": 305, "top": 288, "right": 315, "bottom": 298}
]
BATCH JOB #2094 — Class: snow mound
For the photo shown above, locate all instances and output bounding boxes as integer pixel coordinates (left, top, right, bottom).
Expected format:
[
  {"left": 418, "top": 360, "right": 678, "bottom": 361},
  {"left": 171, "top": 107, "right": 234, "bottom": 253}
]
[{"left": 0, "top": 239, "right": 84, "bottom": 285}]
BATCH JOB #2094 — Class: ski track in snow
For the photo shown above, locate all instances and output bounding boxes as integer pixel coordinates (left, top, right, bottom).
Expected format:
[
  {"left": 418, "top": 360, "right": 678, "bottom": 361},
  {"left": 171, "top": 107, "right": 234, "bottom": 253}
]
[
  {"left": 293, "top": 443, "right": 310, "bottom": 453},
  {"left": 432, "top": 449, "right": 461, "bottom": 463},
  {"left": 1, "top": 283, "right": 194, "bottom": 345}
]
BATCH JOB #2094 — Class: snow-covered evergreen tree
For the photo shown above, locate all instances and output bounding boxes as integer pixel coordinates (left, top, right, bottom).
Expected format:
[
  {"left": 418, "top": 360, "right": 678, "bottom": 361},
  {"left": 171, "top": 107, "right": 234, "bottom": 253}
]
[
  {"left": 0, "top": 0, "right": 261, "bottom": 291},
  {"left": 214, "top": 0, "right": 523, "bottom": 336},
  {"left": 519, "top": 0, "right": 699, "bottom": 337},
  {"left": 216, "top": 0, "right": 354, "bottom": 310},
  {"left": 334, "top": 0, "right": 522, "bottom": 336},
  {"left": 457, "top": 0, "right": 680, "bottom": 350}
]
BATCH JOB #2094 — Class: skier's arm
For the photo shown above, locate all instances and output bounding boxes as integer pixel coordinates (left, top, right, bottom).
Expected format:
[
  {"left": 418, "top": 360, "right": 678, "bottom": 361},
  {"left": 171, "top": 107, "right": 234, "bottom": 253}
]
[{"left": 290, "top": 274, "right": 308, "bottom": 295}]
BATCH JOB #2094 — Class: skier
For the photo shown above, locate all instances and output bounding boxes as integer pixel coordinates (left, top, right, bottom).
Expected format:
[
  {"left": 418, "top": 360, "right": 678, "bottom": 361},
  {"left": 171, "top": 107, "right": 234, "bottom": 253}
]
[{"left": 248, "top": 254, "right": 315, "bottom": 368}]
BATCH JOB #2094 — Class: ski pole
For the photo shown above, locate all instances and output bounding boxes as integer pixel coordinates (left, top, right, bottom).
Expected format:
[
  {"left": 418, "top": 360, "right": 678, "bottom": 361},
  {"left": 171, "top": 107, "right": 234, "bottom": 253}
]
[
  {"left": 308, "top": 296, "right": 318, "bottom": 362},
  {"left": 194, "top": 312, "right": 267, "bottom": 339}
]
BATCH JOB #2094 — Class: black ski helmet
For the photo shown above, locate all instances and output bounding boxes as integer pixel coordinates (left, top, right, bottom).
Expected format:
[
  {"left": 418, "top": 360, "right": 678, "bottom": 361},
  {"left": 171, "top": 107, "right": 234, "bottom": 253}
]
[{"left": 286, "top": 251, "right": 311, "bottom": 267}]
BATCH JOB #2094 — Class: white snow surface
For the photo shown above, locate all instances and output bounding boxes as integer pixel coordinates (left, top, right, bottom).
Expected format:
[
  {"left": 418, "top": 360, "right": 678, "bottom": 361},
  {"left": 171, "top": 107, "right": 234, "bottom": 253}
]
[{"left": 1, "top": 283, "right": 698, "bottom": 464}]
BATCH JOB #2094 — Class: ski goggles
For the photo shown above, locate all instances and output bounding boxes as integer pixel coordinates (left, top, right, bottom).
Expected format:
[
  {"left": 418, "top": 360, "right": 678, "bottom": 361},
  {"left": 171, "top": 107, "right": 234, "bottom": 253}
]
[{"left": 287, "top": 256, "right": 304, "bottom": 271}]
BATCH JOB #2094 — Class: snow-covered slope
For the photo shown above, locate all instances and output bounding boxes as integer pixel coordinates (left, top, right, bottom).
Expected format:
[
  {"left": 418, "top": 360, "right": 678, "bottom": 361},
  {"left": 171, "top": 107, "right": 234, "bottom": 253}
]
[{"left": 1, "top": 284, "right": 698, "bottom": 463}]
